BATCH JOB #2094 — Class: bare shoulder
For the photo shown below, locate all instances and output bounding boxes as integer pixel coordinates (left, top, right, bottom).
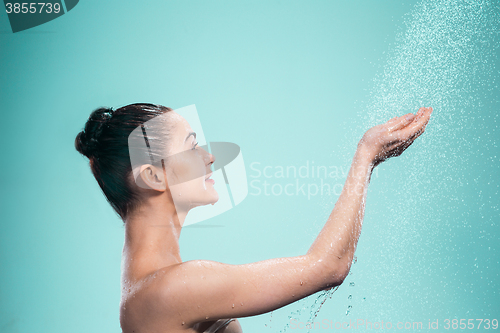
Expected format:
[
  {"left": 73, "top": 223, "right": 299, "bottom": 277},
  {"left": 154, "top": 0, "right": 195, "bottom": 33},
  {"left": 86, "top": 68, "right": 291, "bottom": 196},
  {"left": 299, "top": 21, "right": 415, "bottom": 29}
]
[
  {"left": 120, "top": 264, "right": 187, "bottom": 332},
  {"left": 120, "top": 261, "right": 229, "bottom": 332}
]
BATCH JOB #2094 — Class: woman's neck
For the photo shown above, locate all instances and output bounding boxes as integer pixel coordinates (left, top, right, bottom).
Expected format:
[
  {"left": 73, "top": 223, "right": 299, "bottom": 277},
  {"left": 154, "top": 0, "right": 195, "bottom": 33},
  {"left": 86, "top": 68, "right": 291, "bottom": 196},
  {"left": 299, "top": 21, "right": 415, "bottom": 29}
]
[{"left": 121, "top": 192, "right": 188, "bottom": 282}]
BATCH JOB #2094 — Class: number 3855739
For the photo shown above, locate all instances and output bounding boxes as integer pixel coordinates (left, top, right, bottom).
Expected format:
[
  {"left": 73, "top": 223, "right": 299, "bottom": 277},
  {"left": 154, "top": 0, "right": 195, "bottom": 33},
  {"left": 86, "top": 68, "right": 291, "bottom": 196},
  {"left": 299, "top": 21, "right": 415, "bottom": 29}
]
[{"left": 5, "top": 3, "right": 61, "bottom": 14}]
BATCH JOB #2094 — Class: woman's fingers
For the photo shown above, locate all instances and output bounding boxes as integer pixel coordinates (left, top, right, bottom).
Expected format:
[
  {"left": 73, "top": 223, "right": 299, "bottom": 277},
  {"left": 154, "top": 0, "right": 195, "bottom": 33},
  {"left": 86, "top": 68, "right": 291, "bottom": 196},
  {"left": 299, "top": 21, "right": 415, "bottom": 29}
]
[
  {"left": 401, "top": 120, "right": 428, "bottom": 151},
  {"left": 414, "top": 107, "right": 432, "bottom": 123},
  {"left": 405, "top": 118, "right": 428, "bottom": 142},
  {"left": 394, "top": 107, "right": 432, "bottom": 141},
  {"left": 387, "top": 113, "right": 416, "bottom": 132}
]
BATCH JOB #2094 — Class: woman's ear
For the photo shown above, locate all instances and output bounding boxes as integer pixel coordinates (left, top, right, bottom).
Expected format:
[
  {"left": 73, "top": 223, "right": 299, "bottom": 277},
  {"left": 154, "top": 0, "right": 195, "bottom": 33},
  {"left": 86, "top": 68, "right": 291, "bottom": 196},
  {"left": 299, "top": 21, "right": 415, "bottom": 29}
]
[{"left": 138, "top": 164, "right": 167, "bottom": 191}]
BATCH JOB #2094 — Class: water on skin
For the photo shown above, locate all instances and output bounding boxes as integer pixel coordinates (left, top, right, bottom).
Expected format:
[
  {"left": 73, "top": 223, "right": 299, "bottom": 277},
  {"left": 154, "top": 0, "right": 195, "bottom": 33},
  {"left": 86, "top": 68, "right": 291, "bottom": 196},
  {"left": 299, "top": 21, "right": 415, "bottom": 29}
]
[{"left": 276, "top": 0, "right": 500, "bottom": 331}]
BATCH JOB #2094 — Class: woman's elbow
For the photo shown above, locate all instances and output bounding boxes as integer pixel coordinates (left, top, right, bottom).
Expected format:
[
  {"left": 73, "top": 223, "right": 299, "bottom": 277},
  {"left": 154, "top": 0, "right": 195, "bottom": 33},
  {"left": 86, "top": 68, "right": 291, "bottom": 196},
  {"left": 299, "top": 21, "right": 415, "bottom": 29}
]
[
  {"left": 306, "top": 255, "right": 351, "bottom": 290},
  {"left": 324, "top": 262, "right": 350, "bottom": 288}
]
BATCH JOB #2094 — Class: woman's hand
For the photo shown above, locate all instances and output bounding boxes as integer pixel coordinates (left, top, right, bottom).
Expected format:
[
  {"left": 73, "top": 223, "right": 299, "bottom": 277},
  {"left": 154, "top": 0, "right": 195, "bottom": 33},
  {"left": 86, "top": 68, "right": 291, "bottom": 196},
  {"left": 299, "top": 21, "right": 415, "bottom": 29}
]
[{"left": 358, "top": 107, "right": 433, "bottom": 168}]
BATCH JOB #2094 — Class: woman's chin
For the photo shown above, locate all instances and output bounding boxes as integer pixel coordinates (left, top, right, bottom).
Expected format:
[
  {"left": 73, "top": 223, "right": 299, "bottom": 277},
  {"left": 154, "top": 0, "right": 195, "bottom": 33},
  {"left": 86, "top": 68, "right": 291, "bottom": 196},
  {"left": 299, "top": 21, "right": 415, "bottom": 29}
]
[
  {"left": 194, "top": 193, "right": 219, "bottom": 208},
  {"left": 210, "top": 192, "right": 219, "bottom": 205}
]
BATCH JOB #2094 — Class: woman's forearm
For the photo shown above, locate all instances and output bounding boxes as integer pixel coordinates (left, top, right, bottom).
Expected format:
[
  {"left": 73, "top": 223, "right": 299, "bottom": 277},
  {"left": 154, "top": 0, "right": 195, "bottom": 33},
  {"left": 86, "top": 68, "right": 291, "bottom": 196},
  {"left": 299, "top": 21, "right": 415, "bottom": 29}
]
[
  {"left": 307, "top": 144, "right": 375, "bottom": 285},
  {"left": 304, "top": 108, "right": 432, "bottom": 290}
]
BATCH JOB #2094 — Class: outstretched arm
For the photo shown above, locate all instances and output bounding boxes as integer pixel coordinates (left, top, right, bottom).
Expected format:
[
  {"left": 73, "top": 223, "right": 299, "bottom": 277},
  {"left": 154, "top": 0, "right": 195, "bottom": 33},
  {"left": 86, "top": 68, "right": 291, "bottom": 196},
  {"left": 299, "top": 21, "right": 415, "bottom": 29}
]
[
  {"left": 151, "top": 107, "right": 433, "bottom": 327},
  {"left": 308, "top": 107, "right": 433, "bottom": 284},
  {"left": 306, "top": 142, "right": 374, "bottom": 287}
]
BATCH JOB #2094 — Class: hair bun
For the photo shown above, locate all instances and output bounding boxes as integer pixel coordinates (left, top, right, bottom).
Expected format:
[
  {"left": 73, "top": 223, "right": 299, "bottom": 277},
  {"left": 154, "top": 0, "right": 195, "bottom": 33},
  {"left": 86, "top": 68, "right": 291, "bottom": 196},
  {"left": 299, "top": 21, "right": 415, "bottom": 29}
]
[{"left": 75, "top": 107, "right": 114, "bottom": 159}]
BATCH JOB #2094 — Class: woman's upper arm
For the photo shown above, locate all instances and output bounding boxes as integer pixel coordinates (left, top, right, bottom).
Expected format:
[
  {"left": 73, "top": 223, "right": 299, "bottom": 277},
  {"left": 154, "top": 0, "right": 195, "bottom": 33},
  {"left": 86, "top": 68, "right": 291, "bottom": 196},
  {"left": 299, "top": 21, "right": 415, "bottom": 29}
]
[{"left": 156, "top": 255, "right": 345, "bottom": 326}]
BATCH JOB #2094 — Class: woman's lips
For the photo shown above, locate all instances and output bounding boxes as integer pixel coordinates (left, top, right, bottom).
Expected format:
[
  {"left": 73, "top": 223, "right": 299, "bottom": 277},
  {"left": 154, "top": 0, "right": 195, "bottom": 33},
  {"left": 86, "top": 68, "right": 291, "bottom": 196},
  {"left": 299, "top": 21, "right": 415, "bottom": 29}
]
[{"left": 205, "top": 172, "right": 214, "bottom": 184}]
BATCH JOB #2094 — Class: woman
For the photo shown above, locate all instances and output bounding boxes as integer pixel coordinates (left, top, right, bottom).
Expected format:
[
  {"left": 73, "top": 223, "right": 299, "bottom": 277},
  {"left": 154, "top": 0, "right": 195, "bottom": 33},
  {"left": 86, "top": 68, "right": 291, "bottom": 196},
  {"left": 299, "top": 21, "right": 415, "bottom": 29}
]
[{"left": 75, "top": 103, "right": 433, "bottom": 333}]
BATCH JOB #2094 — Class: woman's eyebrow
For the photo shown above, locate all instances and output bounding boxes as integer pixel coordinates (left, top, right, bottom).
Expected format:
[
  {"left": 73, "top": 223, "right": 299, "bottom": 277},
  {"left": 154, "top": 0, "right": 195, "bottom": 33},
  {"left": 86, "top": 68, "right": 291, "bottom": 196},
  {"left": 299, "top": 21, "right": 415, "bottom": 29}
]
[{"left": 185, "top": 132, "right": 196, "bottom": 143}]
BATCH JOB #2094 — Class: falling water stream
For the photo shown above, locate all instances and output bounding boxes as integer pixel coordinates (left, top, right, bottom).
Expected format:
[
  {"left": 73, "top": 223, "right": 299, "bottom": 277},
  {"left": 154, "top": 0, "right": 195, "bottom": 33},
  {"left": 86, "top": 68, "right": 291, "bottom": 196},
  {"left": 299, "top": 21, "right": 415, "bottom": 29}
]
[{"left": 273, "top": 0, "right": 499, "bottom": 331}]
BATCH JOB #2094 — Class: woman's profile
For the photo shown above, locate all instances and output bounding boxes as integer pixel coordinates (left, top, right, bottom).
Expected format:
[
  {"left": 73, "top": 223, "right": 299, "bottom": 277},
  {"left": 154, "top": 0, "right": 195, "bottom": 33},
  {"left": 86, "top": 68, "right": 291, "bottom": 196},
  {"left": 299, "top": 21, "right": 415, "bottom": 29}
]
[{"left": 75, "top": 103, "right": 433, "bottom": 333}]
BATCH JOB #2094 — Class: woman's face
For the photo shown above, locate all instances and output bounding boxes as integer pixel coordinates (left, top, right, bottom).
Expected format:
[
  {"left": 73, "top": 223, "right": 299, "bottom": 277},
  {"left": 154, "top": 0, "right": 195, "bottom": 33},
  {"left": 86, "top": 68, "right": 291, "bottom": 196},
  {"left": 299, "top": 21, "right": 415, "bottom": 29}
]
[{"left": 162, "top": 111, "right": 218, "bottom": 210}]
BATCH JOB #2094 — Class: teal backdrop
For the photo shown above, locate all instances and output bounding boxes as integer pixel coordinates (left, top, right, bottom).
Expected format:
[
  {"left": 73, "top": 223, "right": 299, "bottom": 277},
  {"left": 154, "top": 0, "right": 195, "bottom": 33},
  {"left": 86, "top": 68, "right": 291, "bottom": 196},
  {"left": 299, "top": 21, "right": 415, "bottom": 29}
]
[{"left": 0, "top": 1, "right": 498, "bottom": 332}]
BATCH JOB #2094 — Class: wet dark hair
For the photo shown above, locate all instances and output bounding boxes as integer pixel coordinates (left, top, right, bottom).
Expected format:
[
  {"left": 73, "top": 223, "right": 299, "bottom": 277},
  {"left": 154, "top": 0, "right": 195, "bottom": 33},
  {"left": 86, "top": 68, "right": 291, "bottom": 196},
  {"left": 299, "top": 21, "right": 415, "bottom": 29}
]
[{"left": 75, "top": 103, "right": 173, "bottom": 220}]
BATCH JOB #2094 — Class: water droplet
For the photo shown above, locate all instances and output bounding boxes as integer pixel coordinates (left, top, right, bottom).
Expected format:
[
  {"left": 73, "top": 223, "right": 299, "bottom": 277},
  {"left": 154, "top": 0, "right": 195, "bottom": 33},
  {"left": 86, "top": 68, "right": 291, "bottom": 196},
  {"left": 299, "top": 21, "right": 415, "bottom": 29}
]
[
  {"left": 346, "top": 305, "right": 352, "bottom": 316},
  {"left": 349, "top": 282, "right": 355, "bottom": 287},
  {"left": 232, "top": 304, "right": 235, "bottom": 308},
  {"left": 182, "top": 321, "right": 185, "bottom": 325},
  {"left": 348, "top": 295, "right": 352, "bottom": 300}
]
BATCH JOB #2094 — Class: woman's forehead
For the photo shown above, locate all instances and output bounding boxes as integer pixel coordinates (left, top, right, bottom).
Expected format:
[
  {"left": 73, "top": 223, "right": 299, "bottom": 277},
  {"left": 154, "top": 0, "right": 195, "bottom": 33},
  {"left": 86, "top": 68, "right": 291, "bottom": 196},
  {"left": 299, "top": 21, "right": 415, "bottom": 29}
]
[{"left": 168, "top": 112, "right": 193, "bottom": 139}]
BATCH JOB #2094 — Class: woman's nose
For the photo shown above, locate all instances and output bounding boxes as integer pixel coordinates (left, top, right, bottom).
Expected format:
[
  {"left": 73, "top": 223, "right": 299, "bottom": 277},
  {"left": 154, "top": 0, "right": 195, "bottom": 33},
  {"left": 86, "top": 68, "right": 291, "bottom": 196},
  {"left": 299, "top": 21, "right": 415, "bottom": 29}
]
[
  {"left": 207, "top": 152, "right": 215, "bottom": 167},
  {"left": 202, "top": 147, "right": 215, "bottom": 166}
]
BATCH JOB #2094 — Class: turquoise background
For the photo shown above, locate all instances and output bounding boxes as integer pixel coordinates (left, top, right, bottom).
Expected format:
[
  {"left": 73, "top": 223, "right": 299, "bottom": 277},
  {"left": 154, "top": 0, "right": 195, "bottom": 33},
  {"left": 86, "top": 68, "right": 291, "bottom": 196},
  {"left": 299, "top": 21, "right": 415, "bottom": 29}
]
[{"left": 0, "top": 1, "right": 498, "bottom": 332}]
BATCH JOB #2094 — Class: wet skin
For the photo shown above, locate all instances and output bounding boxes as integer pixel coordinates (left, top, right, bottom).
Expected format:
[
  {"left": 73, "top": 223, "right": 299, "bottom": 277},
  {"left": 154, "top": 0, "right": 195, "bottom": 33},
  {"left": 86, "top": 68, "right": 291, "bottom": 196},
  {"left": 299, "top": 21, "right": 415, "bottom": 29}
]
[{"left": 119, "top": 108, "right": 433, "bottom": 332}]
